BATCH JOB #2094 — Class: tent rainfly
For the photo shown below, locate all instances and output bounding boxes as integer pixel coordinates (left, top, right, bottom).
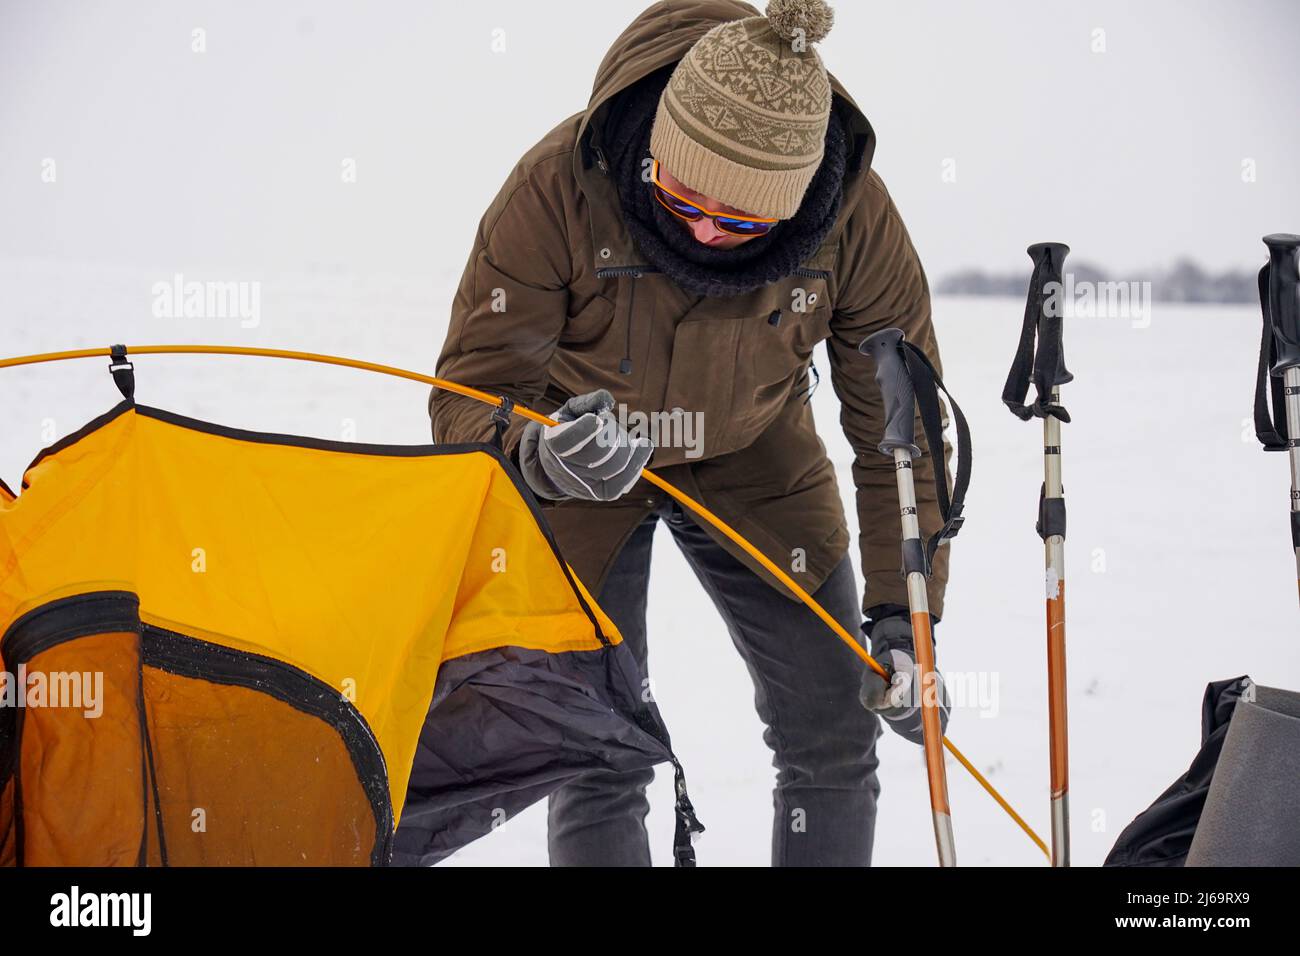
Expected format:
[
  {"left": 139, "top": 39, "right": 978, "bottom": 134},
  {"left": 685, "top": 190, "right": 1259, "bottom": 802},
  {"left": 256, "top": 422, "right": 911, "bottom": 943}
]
[{"left": 0, "top": 401, "right": 697, "bottom": 866}]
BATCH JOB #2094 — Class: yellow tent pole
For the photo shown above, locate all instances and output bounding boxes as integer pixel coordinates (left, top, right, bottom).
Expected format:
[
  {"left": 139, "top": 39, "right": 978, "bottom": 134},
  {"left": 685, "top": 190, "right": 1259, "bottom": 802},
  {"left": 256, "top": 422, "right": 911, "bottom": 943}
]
[{"left": 0, "top": 343, "right": 1051, "bottom": 862}]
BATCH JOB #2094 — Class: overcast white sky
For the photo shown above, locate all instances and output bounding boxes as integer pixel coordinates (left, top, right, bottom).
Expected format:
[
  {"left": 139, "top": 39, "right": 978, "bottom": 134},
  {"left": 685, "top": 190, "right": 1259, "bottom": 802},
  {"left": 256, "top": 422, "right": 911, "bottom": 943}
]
[{"left": 2, "top": 0, "right": 1297, "bottom": 281}]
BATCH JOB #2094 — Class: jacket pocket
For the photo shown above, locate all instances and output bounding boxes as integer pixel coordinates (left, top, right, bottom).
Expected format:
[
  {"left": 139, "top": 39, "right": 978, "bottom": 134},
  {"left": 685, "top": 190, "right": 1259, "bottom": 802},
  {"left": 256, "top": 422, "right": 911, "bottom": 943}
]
[
  {"left": 662, "top": 317, "right": 742, "bottom": 461},
  {"left": 749, "top": 301, "right": 832, "bottom": 394}
]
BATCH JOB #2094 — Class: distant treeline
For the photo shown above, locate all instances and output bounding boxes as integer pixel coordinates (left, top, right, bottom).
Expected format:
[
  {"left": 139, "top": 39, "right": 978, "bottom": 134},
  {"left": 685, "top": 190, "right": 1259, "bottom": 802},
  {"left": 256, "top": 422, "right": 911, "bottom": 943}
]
[{"left": 936, "top": 259, "right": 1260, "bottom": 304}]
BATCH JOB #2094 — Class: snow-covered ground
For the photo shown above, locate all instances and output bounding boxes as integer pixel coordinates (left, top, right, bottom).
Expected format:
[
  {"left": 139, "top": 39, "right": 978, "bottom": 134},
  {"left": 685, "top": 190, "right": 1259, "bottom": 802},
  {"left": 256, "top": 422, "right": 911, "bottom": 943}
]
[{"left": 1, "top": 257, "right": 1295, "bottom": 866}]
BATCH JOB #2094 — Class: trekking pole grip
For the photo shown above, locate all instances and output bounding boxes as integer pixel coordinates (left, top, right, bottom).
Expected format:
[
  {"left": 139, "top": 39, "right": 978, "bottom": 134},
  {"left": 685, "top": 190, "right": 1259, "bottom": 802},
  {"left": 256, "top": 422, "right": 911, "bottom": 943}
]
[
  {"left": 1264, "top": 233, "right": 1300, "bottom": 374},
  {"left": 860, "top": 328, "right": 922, "bottom": 457},
  {"left": 1027, "top": 241, "right": 1070, "bottom": 280},
  {"left": 1027, "top": 241, "right": 1073, "bottom": 389}
]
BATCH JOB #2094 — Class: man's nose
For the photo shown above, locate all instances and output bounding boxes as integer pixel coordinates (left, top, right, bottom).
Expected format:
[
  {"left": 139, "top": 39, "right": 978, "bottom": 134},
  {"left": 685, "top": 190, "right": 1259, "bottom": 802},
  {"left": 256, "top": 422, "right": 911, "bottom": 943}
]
[{"left": 689, "top": 217, "right": 724, "bottom": 243}]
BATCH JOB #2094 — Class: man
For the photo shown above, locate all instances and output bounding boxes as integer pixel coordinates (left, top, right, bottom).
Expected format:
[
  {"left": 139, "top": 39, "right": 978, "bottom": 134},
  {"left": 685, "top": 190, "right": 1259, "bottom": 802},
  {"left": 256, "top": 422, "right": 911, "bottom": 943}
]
[{"left": 431, "top": 0, "right": 951, "bottom": 866}]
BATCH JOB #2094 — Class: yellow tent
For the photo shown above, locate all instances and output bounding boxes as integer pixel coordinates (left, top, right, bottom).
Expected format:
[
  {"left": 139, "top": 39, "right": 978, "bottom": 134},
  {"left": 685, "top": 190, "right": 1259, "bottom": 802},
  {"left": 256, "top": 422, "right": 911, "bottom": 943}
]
[{"left": 0, "top": 401, "right": 693, "bottom": 866}]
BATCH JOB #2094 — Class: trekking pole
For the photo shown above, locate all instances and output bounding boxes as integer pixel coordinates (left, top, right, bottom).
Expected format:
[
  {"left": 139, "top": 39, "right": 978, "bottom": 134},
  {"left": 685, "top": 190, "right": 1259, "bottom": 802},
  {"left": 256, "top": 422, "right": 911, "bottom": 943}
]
[
  {"left": 1002, "top": 241, "right": 1073, "bottom": 867},
  {"left": 861, "top": 327, "right": 968, "bottom": 867},
  {"left": 1252, "top": 234, "right": 1300, "bottom": 602}
]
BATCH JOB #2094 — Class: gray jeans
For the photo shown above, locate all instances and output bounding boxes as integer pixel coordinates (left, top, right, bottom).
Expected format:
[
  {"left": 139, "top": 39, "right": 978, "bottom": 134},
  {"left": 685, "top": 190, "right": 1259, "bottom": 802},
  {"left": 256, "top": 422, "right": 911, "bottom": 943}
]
[{"left": 547, "top": 500, "right": 881, "bottom": 866}]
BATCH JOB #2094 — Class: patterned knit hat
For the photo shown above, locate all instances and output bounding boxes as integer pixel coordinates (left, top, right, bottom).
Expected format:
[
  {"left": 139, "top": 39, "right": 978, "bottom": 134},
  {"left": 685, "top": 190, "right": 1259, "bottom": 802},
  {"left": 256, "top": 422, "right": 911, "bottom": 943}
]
[{"left": 649, "top": 0, "right": 835, "bottom": 221}]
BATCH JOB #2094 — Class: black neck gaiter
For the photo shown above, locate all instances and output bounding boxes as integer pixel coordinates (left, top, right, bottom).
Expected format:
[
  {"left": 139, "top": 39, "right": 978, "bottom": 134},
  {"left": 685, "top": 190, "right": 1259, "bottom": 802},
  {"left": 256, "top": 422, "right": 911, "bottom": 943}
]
[{"left": 604, "top": 74, "right": 848, "bottom": 298}]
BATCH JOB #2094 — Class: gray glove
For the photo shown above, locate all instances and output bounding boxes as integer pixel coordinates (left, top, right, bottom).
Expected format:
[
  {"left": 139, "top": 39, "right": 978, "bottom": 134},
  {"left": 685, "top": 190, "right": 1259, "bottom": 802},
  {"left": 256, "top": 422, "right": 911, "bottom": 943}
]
[
  {"left": 518, "top": 389, "right": 652, "bottom": 502},
  {"left": 860, "top": 615, "right": 950, "bottom": 746}
]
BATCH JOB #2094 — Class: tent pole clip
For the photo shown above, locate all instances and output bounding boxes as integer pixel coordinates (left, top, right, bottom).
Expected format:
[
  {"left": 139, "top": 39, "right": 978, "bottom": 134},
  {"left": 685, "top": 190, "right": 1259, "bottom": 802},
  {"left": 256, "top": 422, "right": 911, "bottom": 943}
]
[
  {"left": 490, "top": 394, "right": 514, "bottom": 450},
  {"left": 108, "top": 344, "right": 135, "bottom": 401}
]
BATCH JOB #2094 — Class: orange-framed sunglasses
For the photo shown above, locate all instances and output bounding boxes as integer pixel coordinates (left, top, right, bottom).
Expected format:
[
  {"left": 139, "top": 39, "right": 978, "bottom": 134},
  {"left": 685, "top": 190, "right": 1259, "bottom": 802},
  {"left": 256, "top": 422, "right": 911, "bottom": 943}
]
[{"left": 650, "top": 159, "right": 779, "bottom": 238}]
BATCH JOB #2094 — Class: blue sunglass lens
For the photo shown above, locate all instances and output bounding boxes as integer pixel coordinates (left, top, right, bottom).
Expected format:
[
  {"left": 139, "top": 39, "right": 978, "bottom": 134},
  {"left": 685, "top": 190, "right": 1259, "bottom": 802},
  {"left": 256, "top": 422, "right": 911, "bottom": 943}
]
[{"left": 718, "top": 218, "right": 773, "bottom": 236}]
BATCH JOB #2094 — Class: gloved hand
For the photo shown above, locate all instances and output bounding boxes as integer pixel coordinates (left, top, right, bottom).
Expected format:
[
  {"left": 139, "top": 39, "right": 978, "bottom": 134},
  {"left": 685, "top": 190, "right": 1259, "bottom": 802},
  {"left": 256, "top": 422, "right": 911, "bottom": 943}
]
[
  {"left": 859, "top": 612, "right": 950, "bottom": 746},
  {"left": 518, "top": 389, "right": 652, "bottom": 502}
]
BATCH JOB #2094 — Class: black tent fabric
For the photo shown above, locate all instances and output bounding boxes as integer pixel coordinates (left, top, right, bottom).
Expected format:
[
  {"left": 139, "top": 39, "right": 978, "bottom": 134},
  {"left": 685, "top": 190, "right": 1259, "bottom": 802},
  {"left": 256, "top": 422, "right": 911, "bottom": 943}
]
[{"left": 1104, "top": 676, "right": 1249, "bottom": 867}]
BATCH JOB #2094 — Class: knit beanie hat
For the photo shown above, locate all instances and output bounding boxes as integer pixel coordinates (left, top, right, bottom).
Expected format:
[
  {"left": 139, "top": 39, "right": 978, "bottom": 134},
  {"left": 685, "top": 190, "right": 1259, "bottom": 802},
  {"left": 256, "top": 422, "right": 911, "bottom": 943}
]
[{"left": 649, "top": 0, "right": 836, "bottom": 221}]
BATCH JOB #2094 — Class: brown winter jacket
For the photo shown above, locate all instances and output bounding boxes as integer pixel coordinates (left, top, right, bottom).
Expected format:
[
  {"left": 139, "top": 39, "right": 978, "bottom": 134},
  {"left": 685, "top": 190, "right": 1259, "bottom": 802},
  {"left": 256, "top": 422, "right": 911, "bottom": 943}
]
[{"left": 430, "top": 0, "right": 951, "bottom": 618}]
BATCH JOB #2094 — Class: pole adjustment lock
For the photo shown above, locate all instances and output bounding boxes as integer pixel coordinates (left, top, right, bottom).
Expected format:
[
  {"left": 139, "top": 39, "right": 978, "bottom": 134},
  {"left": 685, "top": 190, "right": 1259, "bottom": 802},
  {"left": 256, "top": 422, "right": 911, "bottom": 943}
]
[{"left": 1036, "top": 484, "right": 1067, "bottom": 541}]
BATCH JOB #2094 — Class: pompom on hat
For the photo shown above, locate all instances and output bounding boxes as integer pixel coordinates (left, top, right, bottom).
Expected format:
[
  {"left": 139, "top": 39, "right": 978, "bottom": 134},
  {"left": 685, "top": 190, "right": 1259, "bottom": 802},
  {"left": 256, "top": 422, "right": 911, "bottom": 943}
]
[{"left": 649, "top": 0, "right": 837, "bottom": 221}]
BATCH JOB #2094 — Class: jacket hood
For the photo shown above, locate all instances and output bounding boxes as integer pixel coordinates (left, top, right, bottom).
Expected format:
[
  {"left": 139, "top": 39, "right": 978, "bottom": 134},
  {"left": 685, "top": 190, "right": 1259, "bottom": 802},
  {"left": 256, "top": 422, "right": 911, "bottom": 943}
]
[{"left": 577, "top": 0, "right": 876, "bottom": 184}]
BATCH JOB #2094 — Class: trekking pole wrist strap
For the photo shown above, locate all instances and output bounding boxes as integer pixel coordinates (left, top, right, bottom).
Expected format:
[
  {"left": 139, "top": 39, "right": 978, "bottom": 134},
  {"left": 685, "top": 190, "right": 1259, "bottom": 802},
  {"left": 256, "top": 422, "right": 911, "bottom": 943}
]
[
  {"left": 898, "top": 340, "right": 972, "bottom": 573},
  {"left": 1254, "top": 234, "right": 1300, "bottom": 451}
]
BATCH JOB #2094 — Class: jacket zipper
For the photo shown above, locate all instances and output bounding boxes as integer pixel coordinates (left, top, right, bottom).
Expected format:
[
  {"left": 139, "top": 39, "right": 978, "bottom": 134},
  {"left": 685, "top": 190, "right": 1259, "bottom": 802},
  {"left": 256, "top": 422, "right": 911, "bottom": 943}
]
[
  {"left": 595, "top": 265, "right": 659, "bottom": 278},
  {"left": 598, "top": 265, "right": 826, "bottom": 280},
  {"left": 620, "top": 279, "right": 636, "bottom": 374},
  {"left": 595, "top": 267, "right": 656, "bottom": 374}
]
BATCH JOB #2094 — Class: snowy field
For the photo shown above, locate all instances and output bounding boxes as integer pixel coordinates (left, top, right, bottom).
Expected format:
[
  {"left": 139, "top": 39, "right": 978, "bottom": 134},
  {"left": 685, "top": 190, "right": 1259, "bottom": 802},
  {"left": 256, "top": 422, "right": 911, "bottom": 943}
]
[{"left": 1, "top": 257, "right": 1296, "bottom": 866}]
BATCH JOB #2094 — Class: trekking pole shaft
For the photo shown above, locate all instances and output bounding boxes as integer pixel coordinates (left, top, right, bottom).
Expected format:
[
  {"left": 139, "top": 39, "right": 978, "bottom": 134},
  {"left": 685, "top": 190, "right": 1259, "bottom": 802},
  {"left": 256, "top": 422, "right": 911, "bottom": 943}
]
[
  {"left": 1042, "top": 387, "right": 1069, "bottom": 866},
  {"left": 1009, "top": 242, "right": 1073, "bottom": 866},
  {"left": 863, "top": 326, "right": 957, "bottom": 866},
  {"left": 1287, "top": 366, "right": 1300, "bottom": 600},
  {"left": 893, "top": 446, "right": 957, "bottom": 867}
]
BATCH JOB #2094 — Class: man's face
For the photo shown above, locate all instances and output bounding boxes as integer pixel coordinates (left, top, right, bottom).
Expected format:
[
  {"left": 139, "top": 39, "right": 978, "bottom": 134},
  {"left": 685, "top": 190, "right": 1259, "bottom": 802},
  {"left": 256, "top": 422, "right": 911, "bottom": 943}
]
[{"left": 656, "top": 166, "right": 771, "bottom": 249}]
